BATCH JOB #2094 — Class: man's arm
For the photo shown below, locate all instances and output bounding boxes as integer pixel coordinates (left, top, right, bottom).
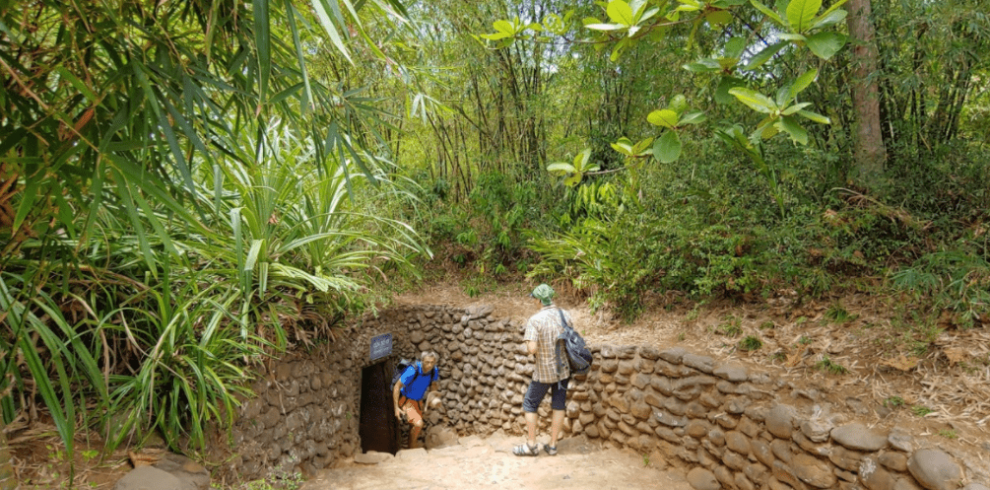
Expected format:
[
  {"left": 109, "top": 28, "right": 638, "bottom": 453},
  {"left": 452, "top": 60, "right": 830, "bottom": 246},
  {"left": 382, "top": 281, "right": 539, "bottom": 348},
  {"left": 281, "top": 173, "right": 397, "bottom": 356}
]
[
  {"left": 393, "top": 380, "right": 404, "bottom": 420},
  {"left": 526, "top": 340, "right": 537, "bottom": 355}
]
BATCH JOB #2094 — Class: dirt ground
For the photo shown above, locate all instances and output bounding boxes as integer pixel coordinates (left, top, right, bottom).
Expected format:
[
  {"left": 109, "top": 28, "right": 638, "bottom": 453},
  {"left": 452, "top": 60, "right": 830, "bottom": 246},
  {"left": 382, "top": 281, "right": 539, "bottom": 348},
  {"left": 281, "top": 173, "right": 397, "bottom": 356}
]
[
  {"left": 392, "top": 281, "right": 990, "bottom": 465},
  {"left": 8, "top": 278, "right": 990, "bottom": 488},
  {"left": 301, "top": 432, "right": 691, "bottom": 490}
]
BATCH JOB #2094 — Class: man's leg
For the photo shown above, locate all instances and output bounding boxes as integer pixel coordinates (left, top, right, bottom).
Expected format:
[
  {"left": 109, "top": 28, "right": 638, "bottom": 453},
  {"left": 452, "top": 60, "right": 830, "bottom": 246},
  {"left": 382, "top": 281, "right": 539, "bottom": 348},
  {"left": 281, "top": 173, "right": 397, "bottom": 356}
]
[
  {"left": 549, "top": 409, "right": 564, "bottom": 447},
  {"left": 409, "top": 419, "right": 424, "bottom": 449},
  {"left": 548, "top": 379, "right": 569, "bottom": 449},
  {"left": 517, "top": 381, "right": 550, "bottom": 454},
  {"left": 524, "top": 412, "right": 538, "bottom": 446},
  {"left": 402, "top": 399, "right": 425, "bottom": 449}
]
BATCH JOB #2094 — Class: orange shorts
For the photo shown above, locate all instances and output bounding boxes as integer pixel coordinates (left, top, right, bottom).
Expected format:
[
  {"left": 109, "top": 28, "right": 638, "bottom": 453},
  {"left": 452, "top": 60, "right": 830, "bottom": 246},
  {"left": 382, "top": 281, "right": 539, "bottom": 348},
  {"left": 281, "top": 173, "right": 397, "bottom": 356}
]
[{"left": 400, "top": 398, "right": 424, "bottom": 425}]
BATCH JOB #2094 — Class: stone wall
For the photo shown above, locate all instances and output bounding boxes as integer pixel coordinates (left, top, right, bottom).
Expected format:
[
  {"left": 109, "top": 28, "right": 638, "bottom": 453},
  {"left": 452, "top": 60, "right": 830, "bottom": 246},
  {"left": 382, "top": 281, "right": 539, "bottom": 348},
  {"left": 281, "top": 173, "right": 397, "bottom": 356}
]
[{"left": 221, "top": 304, "right": 989, "bottom": 490}]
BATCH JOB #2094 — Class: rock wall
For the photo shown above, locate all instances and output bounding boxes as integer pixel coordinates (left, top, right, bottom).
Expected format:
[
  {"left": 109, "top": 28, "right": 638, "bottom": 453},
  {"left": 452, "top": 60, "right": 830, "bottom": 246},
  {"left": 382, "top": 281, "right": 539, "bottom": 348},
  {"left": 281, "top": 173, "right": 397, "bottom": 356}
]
[{"left": 221, "top": 304, "right": 989, "bottom": 490}]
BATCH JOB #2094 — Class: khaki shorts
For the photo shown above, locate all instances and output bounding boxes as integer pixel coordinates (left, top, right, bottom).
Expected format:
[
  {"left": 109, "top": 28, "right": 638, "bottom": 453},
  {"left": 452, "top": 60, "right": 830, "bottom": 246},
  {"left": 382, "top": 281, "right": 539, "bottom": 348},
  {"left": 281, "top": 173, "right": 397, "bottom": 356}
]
[{"left": 400, "top": 398, "right": 424, "bottom": 425}]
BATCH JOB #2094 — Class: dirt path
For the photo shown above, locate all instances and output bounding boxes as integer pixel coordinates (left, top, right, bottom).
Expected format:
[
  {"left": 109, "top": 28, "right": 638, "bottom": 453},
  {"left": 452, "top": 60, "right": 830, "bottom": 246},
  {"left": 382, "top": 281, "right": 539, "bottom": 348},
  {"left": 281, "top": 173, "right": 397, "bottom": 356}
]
[{"left": 301, "top": 433, "right": 690, "bottom": 490}]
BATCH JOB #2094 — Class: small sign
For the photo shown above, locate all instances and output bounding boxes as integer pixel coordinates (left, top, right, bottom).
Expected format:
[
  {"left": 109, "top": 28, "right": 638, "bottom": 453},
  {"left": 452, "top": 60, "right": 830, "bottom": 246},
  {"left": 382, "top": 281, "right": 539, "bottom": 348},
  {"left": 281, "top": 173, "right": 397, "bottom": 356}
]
[{"left": 370, "top": 333, "right": 392, "bottom": 361}]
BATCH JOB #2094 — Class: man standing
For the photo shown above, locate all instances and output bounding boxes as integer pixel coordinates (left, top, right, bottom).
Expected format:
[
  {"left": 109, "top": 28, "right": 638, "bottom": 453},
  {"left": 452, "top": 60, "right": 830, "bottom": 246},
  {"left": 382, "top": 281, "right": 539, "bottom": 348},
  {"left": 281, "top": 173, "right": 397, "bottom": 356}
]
[
  {"left": 393, "top": 351, "right": 440, "bottom": 449},
  {"left": 514, "top": 284, "right": 570, "bottom": 457}
]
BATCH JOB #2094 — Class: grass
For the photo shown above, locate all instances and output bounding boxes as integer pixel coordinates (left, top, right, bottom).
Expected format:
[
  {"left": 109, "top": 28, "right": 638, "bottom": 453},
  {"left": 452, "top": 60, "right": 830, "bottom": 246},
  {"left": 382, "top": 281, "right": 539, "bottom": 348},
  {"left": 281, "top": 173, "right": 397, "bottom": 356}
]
[
  {"left": 824, "top": 302, "right": 859, "bottom": 324},
  {"left": 938, "top": 429, "right": 958, "bottom": 439},
  {"left": 911, "top": 406, "right": 934, "bottom": 417},
  {"left": 738, "top": 335, "right": 763, "bottom": 351},
  {"left": 884, "top": 396, "right": 905, "bottom": 408},
  {"left": 798, "top": 335, "right": 813, "bottom": 345},
  {"left": 814, "top": 355, "right": 848, "bottom": 375},
  {"left": 716, "top": 317, "right": 742, "bottom": 336},
  {"left": 759, "top": 321, "right": 775, "bottom": 330}
]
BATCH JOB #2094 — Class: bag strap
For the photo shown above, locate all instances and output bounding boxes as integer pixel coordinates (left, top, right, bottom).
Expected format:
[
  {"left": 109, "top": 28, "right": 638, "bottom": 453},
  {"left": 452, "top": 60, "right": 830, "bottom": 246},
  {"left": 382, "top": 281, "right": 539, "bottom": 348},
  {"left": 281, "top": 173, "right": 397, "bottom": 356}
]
[
  {"left": 557, "top": 308, "right": 570, "bottom": 330},
  {"left": 553, "top": 309, "right": 570, "bottom": 383}
]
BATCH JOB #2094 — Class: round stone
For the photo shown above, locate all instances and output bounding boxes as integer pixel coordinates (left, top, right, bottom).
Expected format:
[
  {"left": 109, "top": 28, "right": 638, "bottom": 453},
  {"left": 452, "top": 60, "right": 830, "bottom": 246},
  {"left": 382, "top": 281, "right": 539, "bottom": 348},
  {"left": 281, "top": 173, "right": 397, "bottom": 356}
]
[
  {"left": 831, "top": 423, "right": 888, "bottom": 451},
  {"left": 766, "top": 405, "right": 796, "bottom": 439},
  {"left": 687, "top": 468, "right": 721, "bottom": 490},
  {"left": 907, "top": 449, "right": 962, "bottom": 490},
  {"left": 793, "top": 454, "right": 837, "bottom": 489}
]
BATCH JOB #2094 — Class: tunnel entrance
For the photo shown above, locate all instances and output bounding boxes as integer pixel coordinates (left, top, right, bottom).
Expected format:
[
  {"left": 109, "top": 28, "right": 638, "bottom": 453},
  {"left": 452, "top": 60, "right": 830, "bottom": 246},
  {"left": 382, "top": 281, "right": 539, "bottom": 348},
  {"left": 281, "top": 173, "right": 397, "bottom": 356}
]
[{"left": 359, "top": 359, "right": 400, "bottom": 454}]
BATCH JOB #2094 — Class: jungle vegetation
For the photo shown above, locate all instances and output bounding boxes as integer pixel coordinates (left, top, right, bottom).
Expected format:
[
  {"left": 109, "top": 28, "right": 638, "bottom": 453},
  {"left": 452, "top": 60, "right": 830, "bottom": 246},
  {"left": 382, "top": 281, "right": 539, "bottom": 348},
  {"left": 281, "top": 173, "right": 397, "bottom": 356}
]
[{"left": 1, "top": 0, "right": 988, "bottom": 474}]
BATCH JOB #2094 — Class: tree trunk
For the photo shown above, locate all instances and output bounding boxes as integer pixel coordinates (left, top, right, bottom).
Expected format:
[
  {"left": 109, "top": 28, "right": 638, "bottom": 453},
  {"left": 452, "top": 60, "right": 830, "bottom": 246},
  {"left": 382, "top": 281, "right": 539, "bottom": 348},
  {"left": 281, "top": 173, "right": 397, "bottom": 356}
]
[{"left": 846, "top": 0, "right": 887, "bottom": 185}]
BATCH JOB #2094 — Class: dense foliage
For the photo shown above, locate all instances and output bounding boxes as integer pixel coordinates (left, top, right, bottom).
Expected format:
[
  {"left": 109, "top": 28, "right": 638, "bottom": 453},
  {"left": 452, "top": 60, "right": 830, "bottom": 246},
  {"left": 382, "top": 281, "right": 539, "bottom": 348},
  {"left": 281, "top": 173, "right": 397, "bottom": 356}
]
[
  {"left": 1, "top": 0, "right": 988, "bottom": 476},
  {"left": 394, "top": 0, "right": 990, "bottom": 322}
]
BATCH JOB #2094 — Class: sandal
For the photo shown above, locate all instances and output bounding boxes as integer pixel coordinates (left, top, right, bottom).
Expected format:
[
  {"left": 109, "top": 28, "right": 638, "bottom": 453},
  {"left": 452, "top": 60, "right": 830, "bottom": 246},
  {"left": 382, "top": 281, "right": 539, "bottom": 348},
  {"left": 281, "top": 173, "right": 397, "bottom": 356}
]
[
  {"left": 543, "top": 444, "right": 558, "bottom": 456},
  {"left": 513, "top": 442, "right": 539, "bottom": 457}
]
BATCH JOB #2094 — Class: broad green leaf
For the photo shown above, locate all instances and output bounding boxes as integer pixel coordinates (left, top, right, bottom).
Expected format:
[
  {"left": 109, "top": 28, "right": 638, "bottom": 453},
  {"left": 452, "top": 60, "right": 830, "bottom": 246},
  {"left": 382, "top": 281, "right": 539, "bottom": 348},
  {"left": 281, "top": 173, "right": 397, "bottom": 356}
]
[
  {"left": 817, "top": 0, "right": 850, "bottom": 21},
  {"left": 717, "top": 57, "right": 739, "bottom": 70},
  {"left": 611, "top": 140, "right": 634, "bottom": 155},
  {"left": 810, "top": 9, "right": 847, "bottom": 29},
  {"left": 782, "top": 102, "right": 812, "bottom": 115},
  {"left": 586, "top": 23, "right": 627, "bottom": 31},
  {"left": 797, "top": 109, "right": 831, "bottom": 124},
  {"left": 654, "top": 131, "right": 682, "bottom": 163},
  {"left": 670, "top": 94, "right": 688, "bottom": 114},
  {"left": 775, "top": 116, "right": 809, "bottom": 144},
  {"left": 677, "top": 0, "right": 703, "bottom": 12},
  {"left": 788, "top": 69, "right": 818, "bottom": 101},
  {"left": 575, "top": 148, "right": 592, "bottom": 169},
  {"left": 729, "top": 88, "right": 777, "bottom": 113},
  {"left": 564, "top": 171, "right": 583, "bottom": 187},
  {"left": 715, "top": 76, "right": 747, "bottom": 104},
  {"left": 806, "top": 32, "right": 847, "bottom": 60},
  {"left": 786, "top": 0, "right": 822, "bottom": 32},
  {"left": 582, "top": 17, "right": 604, "bottom": 25},
  {"left": 631, "top": 137, "right": 655, "bottom": 154},
  {"left": 493, "top": 20, "right": 515, "bottom": 34},
  {"left": 647, "top": 109, "right": 680, "bottom": 128},
  {"left": 750, "top": 0, "right": 784, "bottom": 26},
  {"left": 775, "top": 86, "right": 791, "bottom": 108},
  {"left": 778, "top": 33, "right": 808, "bottom": 42},
  {"left": 679, "top": 111, "right": 708, "bottom": 125},
  {"left": 756, "top": 119, "right": 780, "bottom": 140},
  {"left": 609, "top": 143, "right": 633, "bottom": 156},
  {"left": 607, "top": 0, "right": 635, "bottom": 25},
  {"left": 638, "top": 7, "right": 661, "bottom": 24},
  {"left": 706, "top": 10, "right": 733, "bottom": 26},
  {"left": 480, "top": 32, "right": 514, "bottom": 40},
  {"left": 744, "top": 42, "right": 787, "bottom": 70},
  {"left": 684, "top": 59, "right": 722, "bottom": 73},
  {"left": 724, "top": 37, "right": 748, "bottom": 58}
]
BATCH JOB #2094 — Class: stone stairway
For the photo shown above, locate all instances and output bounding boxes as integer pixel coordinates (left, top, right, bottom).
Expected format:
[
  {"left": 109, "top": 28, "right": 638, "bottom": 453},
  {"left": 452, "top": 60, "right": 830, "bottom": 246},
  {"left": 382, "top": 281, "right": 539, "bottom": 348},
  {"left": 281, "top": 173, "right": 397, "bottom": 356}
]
[{"left": 301, "top": 432, "right": 693, "bottom": 490}]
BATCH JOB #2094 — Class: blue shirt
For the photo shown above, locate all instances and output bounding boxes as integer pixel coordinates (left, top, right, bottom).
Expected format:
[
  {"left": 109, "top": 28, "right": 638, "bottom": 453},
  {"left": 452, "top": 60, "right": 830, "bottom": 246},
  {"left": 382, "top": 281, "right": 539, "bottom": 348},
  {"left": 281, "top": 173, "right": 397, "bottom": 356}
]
[{"left": 399, "top": 362, "right": 438, "bottom": 401}]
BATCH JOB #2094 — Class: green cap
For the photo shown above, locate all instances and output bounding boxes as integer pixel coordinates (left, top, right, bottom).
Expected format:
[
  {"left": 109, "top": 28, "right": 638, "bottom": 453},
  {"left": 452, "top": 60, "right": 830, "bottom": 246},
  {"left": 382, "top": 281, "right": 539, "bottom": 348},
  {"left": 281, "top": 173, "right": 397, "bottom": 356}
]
[{"left": 530, "top": 284, "right": 555, "bottom": 305}]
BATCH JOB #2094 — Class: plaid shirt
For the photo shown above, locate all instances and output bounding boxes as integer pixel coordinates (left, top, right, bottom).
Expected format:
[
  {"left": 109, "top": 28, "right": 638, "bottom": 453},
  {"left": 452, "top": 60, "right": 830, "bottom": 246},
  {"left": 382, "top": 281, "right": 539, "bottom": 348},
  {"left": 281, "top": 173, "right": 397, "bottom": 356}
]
[{"left": 524, "top": 304, "right": 571, "bottom": 383}]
